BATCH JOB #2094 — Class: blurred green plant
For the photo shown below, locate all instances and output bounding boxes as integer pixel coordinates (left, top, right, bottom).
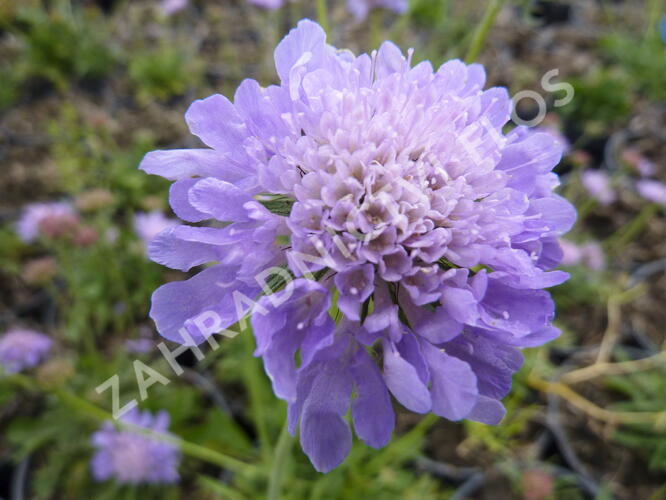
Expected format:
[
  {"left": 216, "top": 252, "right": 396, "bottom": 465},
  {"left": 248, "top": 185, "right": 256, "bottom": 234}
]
[
  {"left": 47, "top": 103, "right": 167, "bottom": 204},
  {"left": 606, "top": 357, "right": 666, "bottom": 472},
  {"left": 560, "top": 69, "right": 632, "bottom": 135},
  {"left": 6, "top": 1, "right": 117, "bottom": 91},
  {"left": 128, "top": 44, "right": 203, "bottom": 104},
  {"left": 600, "top": 33, "right": 666, "bottom": 102}
]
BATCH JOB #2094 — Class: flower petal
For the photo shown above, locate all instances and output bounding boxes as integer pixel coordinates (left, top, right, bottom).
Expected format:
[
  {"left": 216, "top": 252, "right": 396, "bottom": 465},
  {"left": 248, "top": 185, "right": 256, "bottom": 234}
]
[
  {"left": 188, "top": 177, "right": 254, "bottom": 222},
  {"left": 350, "top": 348, "right": 394, "bottom": 448},
  {"left": 383, "top": 339, "right": 431, "bottom": 413},
  {"left": 185, "top": 94, "right": 247, "bottom": 154},
  {"left": 420, "top": 340, "right": 478, "bottom": 420},
  {"left": 150, "top": 264, "right": 260, "bottom": 344},
  {"left": 299, "top": 363, "right": 353, "bottom": 473}
]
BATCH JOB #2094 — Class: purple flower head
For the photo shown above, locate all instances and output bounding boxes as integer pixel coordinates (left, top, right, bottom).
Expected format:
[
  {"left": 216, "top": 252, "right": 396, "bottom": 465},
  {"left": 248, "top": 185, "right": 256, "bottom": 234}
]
[
  {"left": 91, "top": 408, "right": 180, "bottom": 485},
  {"left": 248, "top": 0, "right": 284, "bottom": 9},
  {"left": 348, "top": 0, "right": 408, "bottom": 20},
  {"left": 134, "top": 211, "right": 179, "bottom": 248},
  {"left": 0, "top": 329, "right": 52, "bottom": 374},
  {"left": 559, "top": 239, "right": 582, "bottom": 267},
  {"left": 16, "top": 201, "right": 78, "bottom": 243},
  {"left": 160, "top": 0, "right": 188, "bottom": 16},
  {"left": 140, "top": 20, "right": 575, "bottom": 472},
  {"left": 559, "top": 240, "right": 604, "bottom": 271},
  {"left": 637, "top": 179, "right": 666, "bottom": 206},
  {"left": 621, "top": 147, "right": 655, "bottom": 177},
  {"left": 581, "top": 170, "right": 615, "bottom": 206}
]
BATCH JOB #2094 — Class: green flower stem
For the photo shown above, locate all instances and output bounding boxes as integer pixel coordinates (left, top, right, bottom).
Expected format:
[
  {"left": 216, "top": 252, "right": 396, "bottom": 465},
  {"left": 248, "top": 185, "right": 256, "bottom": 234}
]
[
  {"left": 465, "top": 0, "right": 506, "bottom": 63},
  {"left": 606, "top": 203, "right": 661, "bottom": 252},
  {"left": 575, "top": 197, "right": 597, "bottom": 224},
  {"left": 266, "top": 420, "right": 294, "bottom": 500},
  {"left": 316, "top": 0, "right": 329, "bottom": 34},
  {"left": 8, "top": 375, "right": 255, "bottom": 473},
  {"left": 645, "top": 0, "right": 663, "bottom": 43},
  {"left": 242, "top": 324, "right": 272, "bottom": 462},
  {"left": 370, "top": 8, "right": 383, "bottom": 50}
]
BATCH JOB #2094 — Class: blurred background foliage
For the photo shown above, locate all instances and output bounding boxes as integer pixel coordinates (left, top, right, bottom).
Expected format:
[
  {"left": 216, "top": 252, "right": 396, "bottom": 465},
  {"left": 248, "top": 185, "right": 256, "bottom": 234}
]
[{"left": 0, "top": 0, "right": 665, "bottom": 499}]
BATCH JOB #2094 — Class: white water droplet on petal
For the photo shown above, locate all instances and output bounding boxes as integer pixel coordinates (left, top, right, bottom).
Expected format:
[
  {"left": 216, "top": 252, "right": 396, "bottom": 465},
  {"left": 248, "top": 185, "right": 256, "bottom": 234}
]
[{"left": 296, "top": 322, "right": 305, "bottom": 330}]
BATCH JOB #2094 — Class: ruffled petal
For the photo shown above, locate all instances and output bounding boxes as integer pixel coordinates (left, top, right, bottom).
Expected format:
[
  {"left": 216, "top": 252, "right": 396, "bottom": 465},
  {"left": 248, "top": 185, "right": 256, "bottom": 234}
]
[
  {"left": 467, "top": 396, "right": 506, "bottom": 425},
  {"left": 188, "top": 177, "right": 255, "bottom": 222},
  {"left": 350, "top": 348, "right": 394, "bottom": 448},
  {"left": 299, "top": 362, "right": 353, "bottom": 472},
  {"left": 169, "top": 179, "right": 209, "bottom": 222},
  {"left": 443, "top": 331, "right": 523, "bottom": 400},
  {"left": 274, "top": 19, "right": 328, "bottom": 85},
  {"left": 139, "top": 149, "right": 248, "bottom": 181},
  {"left": 148, "top": 226, "right": 229, "bottom": 271},
  {"left": 382, "top": 338, "right": 431, "bottom": 413},
  {"left": 420, "top": 340, "right": 478, "bottom": 420},
  {"left": 185, "top": 94, "right": 248, "bottom": 154},
  {"left": 150, "top": 264, "right": 261, "bottom": 344}
]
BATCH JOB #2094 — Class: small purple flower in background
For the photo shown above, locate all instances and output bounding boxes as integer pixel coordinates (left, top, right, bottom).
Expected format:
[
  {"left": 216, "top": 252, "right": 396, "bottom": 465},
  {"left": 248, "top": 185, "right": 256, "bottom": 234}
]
[
  {"left": 91, "top": 408, "right": 180, "bottom": 484},
  {"left": 581, "top": 170, "right": 615, "bottom": 206},
  {"left": 125, "top": 326, "right": 156, "bottom": 354},
  {"left": 134, "top": 211, "right": 179, "bottom": 249},
  {"left": 659, "top": 16, "right": 666, "bottom": 45},
  {"left": 140, "top": 20, "right": 575, "bottom": 472},
  {"left": 581, "top": 242, "right": 605, "bottom": 271},
  {"left": 16, "top": 202, "right": 79, "bottom": 243},
  {"left": 621, "top": 147, "right": 655, "bottom": 177},
  {"left": 247, "top": 0, "right": 284, "bottom": 9},
  {"left": 160, "top": 0, "right": 188, "bottom": 16},
  {"left": 348, "top": 0, "right": 409, "bottom": 20},
  {"left": 0, "top": 329, "right": 53, "bottom": 374},
  {"left": 559, "top": 240, "right": 604, "bottom": 271},
  {"left": 559, "top": 239, "right": 582, "bottom": 267},
  {"left": 637, "top": 179, "right": 666, "bottom": 206}
]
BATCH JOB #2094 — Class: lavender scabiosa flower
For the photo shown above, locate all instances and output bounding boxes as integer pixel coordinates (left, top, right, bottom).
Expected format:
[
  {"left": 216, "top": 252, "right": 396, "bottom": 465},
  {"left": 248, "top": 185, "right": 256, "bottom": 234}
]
[
  {"left": 140, "top": 20, "right": 575, "bottom": 472},
  {"left": 621, "top": 148, "right": 655, "bottom": 177},
  {"left": 581, "top": 170, "right": 615, "bottom": 206},
  {"left": 134, "top": 211, "right": 179, "bottom": 248},
  {"left": 91, "top": 408, "right": 180, "bottom": 484},
  {"left": 247, "top": 0, "right": 284, "bottom": 9},
  {"left": 636, "top": 179, "right": 666, "bottom": 206},
  {"left": 160, "top": 0, "right": 188, "bottom": 16},
  {"left": 16, "top": 201, "right": 78, "bottom": 243},
  {"left": 0, "top": 329, "right": 52, "bottom": 373},
  {"left": 559, "top": 240, "right": 604, "bottom": 271},
  {"left": 348, "top": 0, "right": 408, "bottom": 20}
]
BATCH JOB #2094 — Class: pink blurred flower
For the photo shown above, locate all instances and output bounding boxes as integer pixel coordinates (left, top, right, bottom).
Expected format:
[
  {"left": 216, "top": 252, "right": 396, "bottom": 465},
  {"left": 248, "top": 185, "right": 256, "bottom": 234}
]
[
  {"left": 522, "top": 469, "right": 555, "bottom": 500},
  {"left": 559, "top": 239, "right": 583, "bottom": 267},
  {"left": 580, "top": 242, "right": 605, "bottom": 271},
  {"left": 247, "top": 0, "right": 284, "bottom": 9},
  {"left": 621, "top": 148, "right": 655, "bottom": 177},
  {"left": 581, "top": 170, "right": 615, "bottom": 205},
  {"left": 637, "top": 179, "right": 666, "bottom": 206},
  {"left": 347, "top": 0, "right": 409, "bottom": 21},
  {"left": 134, "top": 211, "right": 179, "bottom": 248},
  {"left": 16, "top": 202, "right": 79, "bottom": 243},
  {"left": 160, "top": 0, "right": 188, "bottom": 16},
  {"left": 559, "top": 239, "right": 605, "bottom": 270}
]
